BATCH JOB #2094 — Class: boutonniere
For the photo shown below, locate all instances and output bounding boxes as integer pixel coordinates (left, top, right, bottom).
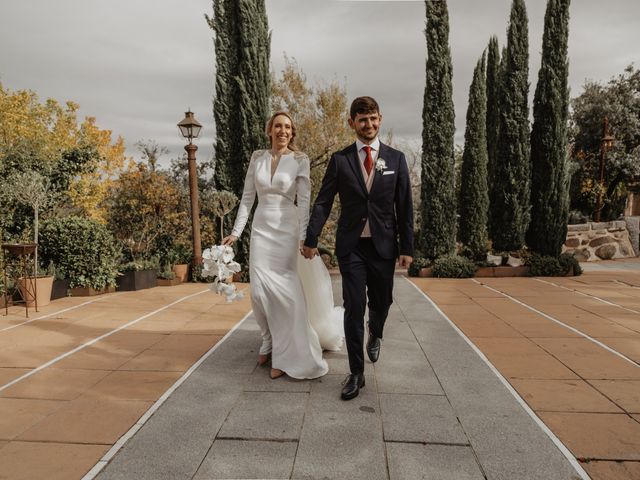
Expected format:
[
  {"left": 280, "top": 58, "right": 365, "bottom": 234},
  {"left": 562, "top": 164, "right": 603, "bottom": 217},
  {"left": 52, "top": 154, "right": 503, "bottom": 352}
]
[{"left": 375, "top": 158, "right": 387, "bottom": 173}]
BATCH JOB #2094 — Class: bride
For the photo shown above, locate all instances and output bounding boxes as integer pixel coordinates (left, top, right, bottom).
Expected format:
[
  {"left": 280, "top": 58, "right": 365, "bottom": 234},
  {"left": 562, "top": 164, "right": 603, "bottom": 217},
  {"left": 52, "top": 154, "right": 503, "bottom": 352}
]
[{"left": 222, "top": 111, "right": 342, "bottom": 379}]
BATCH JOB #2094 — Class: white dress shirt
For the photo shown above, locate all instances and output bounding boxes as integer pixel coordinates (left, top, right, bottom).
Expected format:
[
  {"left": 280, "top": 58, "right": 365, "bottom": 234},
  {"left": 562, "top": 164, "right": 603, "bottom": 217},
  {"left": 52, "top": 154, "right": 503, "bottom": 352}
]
[{"left": 355, "top": 137, "right": 380, "bottom": 237}]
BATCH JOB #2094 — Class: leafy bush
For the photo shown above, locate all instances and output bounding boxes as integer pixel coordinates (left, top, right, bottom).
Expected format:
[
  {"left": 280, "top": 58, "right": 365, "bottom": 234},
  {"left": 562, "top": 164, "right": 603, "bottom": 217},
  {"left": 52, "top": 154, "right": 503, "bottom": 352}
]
[
  {"left": 431, "top": 255, "right": 477, "bottom": 278},
  {"left": 120, "top": 257, "right": 160, "bottom": 272},
  {"left": 559, "top": 252, "right": 583, "bottom": 276},
  {"left": 567, "top": 210, "right": 589, "bottom": 225},
  {"left": 527, "top": 252, "right": 583, "bottom": 277},
  {"left": 39, "top": 216, "right": 121, "bottom": 289},
  {"left": 527, "top": 253, "right": 564, "bottom": 276},
  {"left": 408, "top": 257, "right": 430, "bottom": 277},
  {"left": 190, "top": 263, "right": 207, "bottom": 283},
  {"left": 157, "top": 267, "right": 176, "bottom": 280}
]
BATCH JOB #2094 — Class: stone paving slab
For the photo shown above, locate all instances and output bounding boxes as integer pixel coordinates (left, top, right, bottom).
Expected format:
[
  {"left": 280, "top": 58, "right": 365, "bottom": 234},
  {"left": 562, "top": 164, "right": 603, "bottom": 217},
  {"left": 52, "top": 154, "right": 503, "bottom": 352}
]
[
  {"left": 386, "top": 443, "right": 484, "bottom": 480},
  {"left": 193, "top": 439, "right": 297, "bottom": 480},
  {"left": 217, "top": 391, "right": 307, "bottom": 440},
  {"left": 97, "top": 277, "right": 583, "bottom": 480},
  {"left": 379, "top": 393, "right": 467, "bottom": 444}
]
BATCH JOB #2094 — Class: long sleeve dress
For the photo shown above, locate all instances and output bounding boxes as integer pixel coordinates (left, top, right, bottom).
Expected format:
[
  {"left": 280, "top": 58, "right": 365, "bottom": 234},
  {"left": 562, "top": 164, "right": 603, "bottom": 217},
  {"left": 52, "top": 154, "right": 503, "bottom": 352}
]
[{"left": 231, "top": 149, "right": 329, "bottom": 379}]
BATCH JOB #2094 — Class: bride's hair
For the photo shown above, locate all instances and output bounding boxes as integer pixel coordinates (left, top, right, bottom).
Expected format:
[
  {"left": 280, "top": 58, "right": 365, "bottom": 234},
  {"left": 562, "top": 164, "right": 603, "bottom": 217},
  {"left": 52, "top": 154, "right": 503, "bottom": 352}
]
[{"left": 265, "top": 111, "right": 298, "bottom": 151}]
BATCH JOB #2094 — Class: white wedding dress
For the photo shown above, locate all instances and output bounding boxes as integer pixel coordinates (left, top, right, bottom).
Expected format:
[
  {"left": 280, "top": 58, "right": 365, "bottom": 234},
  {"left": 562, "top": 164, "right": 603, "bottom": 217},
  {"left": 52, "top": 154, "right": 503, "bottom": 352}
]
[{"left": 231, "top": 149, "right": 343, "bottom": 379}]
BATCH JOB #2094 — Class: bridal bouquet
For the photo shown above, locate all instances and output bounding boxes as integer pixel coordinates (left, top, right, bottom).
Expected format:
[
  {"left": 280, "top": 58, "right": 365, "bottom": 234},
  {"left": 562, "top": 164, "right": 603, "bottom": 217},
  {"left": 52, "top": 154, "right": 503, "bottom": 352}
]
[{"left": 201, "top": 245, "right": 244, "bottom": 303}]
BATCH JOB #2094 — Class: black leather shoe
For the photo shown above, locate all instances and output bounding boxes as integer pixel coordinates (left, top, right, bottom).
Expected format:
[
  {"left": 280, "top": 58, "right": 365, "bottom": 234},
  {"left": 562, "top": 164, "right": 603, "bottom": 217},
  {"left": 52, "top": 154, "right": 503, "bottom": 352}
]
[
  {"left": 366, "top": 334, "right": 381, "bottom": 363},
  {"left": 341, "top": 373, "right": 365, "bottom": 400}
]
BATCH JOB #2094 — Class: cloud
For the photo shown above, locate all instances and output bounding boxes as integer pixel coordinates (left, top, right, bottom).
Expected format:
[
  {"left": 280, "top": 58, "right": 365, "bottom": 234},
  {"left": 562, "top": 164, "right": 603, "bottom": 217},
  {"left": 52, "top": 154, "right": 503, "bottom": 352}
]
[{"left": 0, "top": 0, "right": 637, "bottom": 166}]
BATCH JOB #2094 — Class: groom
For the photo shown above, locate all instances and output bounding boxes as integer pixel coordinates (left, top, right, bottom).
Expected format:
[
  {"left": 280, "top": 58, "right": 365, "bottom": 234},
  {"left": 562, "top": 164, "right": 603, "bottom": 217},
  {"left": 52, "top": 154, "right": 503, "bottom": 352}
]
[{"left": 303, "top": 96, "right": 414, "bottom": 400}]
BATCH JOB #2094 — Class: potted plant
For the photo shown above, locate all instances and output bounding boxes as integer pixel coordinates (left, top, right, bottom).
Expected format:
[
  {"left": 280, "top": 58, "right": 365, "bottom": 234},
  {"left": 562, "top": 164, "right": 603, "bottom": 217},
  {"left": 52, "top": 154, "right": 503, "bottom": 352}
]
[
  {"left": 171, "top": 243, "right": 191, "bottom": 283},
  {"left": 5, "top": 170, "right": 54, "bottom": 307},
  {"left": 157, "top": 266, "right": 180, "bottom": 287},
  {"left": 116, "top": 257, "right": 159, "bottom": 291}
]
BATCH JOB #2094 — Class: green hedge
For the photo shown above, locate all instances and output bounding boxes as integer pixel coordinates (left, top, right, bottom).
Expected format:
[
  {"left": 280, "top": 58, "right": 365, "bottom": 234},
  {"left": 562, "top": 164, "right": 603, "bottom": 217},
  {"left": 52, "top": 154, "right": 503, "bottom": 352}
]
[
  {"left": 527, "top": 252, "right": 582, "bottom": 277},
  {"left": 432, "top": 255, "right": 477, "bottom": 278},
  {"left": 408, "top": 257, "right": 430, "bottom": 277},
  {"left": 39, "top": 216, "right": 121, "bottom": 289}
]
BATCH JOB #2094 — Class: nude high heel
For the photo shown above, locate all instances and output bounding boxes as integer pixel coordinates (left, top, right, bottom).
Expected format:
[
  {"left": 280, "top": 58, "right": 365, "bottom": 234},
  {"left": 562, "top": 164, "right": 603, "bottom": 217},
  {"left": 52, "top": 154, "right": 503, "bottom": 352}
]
[{"left": 270, "top": 368, "right": 284, "bottom": 379}]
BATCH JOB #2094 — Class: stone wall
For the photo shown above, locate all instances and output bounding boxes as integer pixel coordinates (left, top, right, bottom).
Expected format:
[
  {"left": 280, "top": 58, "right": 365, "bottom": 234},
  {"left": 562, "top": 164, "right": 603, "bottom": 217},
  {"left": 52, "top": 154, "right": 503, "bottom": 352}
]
[
  {"left": 625, "top": 216, "right": 640, "bottom": 256},
  {"left": 563, "top": 220, "right": 636, "bottom": 261}
]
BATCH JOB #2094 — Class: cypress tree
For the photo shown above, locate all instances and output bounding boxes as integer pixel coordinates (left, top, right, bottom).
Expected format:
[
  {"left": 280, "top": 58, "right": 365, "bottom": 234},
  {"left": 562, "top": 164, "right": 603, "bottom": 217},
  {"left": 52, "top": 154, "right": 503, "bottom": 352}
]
[
  {"left": 527, "top": 0, "right": 571, "bottom": 256},
  {"left": 459, "top": 53, "right": 489, "bottom": 260},
  {"left": 491, "top": 0, "right": 530, "bottom": 252},
  {"left": 420, "top": 0, "right": 456, "bottom": 260},
  {"left": 207, "top": 0, "right": 270, "bottom": 277},
  {"left": 485, "top": 36, "right": 500, "bottom": 237}
]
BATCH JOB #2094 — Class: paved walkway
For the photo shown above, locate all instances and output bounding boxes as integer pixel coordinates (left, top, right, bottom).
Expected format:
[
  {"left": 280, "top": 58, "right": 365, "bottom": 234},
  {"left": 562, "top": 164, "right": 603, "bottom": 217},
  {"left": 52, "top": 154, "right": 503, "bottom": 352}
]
[
  {"left": 1, "top": 260, "right": 638, "bottom": 479},
  {"left": 94, "top": 277, "right": 586, "bottom": 480}
]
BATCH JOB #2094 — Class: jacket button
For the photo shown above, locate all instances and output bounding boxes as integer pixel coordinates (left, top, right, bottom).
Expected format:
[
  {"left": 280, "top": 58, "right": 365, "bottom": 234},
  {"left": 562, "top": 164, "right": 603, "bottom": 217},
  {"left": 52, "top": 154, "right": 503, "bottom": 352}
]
[{"left": 361, "top": 217, "right": 366, "bottom": 222}]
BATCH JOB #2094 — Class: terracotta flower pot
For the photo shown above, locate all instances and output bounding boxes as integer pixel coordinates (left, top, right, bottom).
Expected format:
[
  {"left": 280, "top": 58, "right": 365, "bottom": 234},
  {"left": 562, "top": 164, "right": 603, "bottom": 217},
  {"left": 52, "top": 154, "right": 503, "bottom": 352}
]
[
  {"left": 172, "top": 264, "right": 189, "bottom": 283},
  {"left": 17, "top": 275, "right": 54, "bottom": 307}
]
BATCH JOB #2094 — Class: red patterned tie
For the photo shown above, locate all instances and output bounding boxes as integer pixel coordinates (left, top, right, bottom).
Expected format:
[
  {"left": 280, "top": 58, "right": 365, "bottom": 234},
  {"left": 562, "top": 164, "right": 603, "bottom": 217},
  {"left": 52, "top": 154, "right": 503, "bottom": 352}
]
[{"left": 363, "top": 146, "right": 373, "bottom": 175}]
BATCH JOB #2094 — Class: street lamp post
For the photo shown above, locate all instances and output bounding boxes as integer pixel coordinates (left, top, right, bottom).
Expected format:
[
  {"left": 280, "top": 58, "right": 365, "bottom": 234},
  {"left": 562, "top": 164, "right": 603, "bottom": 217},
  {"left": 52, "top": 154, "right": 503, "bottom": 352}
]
[
  {"left": 177, "top": 110, "right": 203, "bottom": 266},
  {"left": 594, "top": 117, "right": 615, "bottom": 222}
]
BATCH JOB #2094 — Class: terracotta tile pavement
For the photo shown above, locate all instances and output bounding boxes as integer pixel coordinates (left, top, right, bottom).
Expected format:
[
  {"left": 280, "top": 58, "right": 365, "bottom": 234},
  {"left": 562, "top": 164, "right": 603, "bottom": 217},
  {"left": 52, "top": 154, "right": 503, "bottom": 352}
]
[
  {"left": 0, "top": 282, "right": 252, "bottom": 479},
  {"left": 583, "top": 461, "right": 640, "bottom": 480},
  {"left": 0, "top": 441, "right": 109, "bottom": 480},
  {"left": 411, "top": 265, "right": 640, "bottom": 477},
  {"left": 538, "top": 412, "right": 640, "bottom": 460}
]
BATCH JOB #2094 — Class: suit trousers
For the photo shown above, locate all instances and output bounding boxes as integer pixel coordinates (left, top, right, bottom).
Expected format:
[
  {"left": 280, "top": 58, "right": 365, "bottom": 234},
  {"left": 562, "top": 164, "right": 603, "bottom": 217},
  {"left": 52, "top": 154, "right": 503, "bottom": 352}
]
[{"left": 338, "top": 237, "right": 396, "bottom": 374}]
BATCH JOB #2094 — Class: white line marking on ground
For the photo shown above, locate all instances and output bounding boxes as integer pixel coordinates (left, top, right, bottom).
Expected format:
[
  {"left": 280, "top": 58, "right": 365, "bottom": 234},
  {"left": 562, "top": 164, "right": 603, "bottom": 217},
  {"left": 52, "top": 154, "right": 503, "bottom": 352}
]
[
  {"left": 472, "top": 278, "right": 639, "bottom": 367},
  {"left": 81, "top": 307, "right": 253, "bottom": 480},
  {"left": 471, "top": 278, "right": 640, "bottom": 367},
  {"left": 0, "top": 289, "right": 209, "bottom": 393},
  {"left": 534, "top": 277, "right": 640, "bottom": 314},
  {"left": 0, "top": 294, "right": 119, "bottom": 333},
  {"left": 404, "top": 278, "right": 591, "bottom": 480}
]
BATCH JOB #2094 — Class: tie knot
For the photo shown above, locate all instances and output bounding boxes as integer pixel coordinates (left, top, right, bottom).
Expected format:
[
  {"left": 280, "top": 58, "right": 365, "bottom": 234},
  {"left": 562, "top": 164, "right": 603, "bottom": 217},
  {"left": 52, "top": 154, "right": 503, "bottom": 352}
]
[{"left": 363, "top": 146, "right": 371, "bottom": 154}]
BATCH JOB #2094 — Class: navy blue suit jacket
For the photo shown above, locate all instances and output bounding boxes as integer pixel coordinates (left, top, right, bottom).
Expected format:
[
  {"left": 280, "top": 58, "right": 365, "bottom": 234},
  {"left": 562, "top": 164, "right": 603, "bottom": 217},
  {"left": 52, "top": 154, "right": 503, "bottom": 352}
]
[{"left": 305, "top": 142, "right": 414, "bottom": 260}]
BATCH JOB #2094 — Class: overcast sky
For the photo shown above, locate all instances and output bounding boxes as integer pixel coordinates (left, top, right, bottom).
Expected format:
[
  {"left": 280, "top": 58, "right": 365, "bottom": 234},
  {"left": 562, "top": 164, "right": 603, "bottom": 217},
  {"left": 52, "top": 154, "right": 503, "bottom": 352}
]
[{"left": 1, "top": 0, "right": 638, "bottom": 166}]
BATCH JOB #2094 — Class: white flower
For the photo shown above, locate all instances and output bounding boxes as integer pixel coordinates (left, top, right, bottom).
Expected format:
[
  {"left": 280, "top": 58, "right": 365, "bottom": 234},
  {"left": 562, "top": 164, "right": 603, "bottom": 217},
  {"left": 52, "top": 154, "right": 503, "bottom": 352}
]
[
  {"left": 375, "top": 158, "right": 387, "bottom": 173},
  {"left": 201, "top": 244, "right": 244, "bottom": 302}
]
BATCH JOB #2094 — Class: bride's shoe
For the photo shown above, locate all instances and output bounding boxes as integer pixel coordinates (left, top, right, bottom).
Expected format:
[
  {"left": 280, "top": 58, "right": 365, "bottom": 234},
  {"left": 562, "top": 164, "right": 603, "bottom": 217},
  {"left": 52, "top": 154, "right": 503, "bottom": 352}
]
[
  {"left": 270, "top": 368, "right": 285, "bottom": 379},
  {"left": 257, "top": 352, "right": 271, "bottom": 366}
]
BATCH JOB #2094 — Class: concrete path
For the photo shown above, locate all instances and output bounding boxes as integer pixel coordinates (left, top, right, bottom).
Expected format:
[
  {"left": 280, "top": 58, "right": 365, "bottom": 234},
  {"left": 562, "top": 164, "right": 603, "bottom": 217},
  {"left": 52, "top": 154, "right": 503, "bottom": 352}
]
[{"left": 95, "top": 277, "right": 585, "bottom": 480}]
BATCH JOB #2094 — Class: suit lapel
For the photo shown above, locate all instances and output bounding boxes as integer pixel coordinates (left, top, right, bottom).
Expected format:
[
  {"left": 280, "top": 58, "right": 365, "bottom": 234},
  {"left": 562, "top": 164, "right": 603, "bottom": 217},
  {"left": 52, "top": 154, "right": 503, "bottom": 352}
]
[{"left": 346, "top": 143, "right": 368, "bottom": 195}]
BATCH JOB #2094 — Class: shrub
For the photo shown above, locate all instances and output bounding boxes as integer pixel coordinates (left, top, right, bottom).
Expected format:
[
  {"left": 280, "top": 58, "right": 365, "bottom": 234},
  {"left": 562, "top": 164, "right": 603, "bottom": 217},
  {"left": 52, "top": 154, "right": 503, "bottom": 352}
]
[
  {"left": 431, "top": 255, "right": 476, "bottom": 278},
  {"left": 527, "top": 253, "right": 564, "bottom": 276},
  {"left": 120, "top": 257, "right": 160, "bottom": 272},
  {"left": 158, "top": 267, "right": 176, "bottom": 280},
  {"left": 559, "top": 252, "right": 582, "bottom": 276},
  {"left": 408, "top": 257, "right": 430, "bottom": 277},
  {"left": 39, "top": 216, "right": 121, "bottom": 289}
]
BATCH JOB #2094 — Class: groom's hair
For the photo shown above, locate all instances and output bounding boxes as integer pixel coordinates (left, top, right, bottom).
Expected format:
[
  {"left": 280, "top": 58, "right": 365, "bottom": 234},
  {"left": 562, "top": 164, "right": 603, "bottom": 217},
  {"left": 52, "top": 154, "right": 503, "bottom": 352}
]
[{"left": 350, "top": 96, "right": 380, "bottom": 120}]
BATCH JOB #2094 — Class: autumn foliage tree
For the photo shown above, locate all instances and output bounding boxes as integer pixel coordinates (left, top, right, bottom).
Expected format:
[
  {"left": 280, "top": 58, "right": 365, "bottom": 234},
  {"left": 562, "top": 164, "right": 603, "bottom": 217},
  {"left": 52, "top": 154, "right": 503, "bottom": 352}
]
[
  {"left": 0, "top": 83, "right": 128, "bottom": 240},
  {"left": 271, "top": 55, "right": 352, "bottom": 251},
  {"left": 106, "top": 164, "right": 189, "bottom": 263}
]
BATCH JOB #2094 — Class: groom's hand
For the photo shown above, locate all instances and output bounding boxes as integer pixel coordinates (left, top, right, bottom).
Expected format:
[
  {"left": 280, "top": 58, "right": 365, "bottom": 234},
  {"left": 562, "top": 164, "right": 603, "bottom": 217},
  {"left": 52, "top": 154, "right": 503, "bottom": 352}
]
[
  {"left": 398, "top": 255, "right": 413, "bottom": 268},
  {"left": 302, "top": 245, "right": 318, "bottom": 259}
]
